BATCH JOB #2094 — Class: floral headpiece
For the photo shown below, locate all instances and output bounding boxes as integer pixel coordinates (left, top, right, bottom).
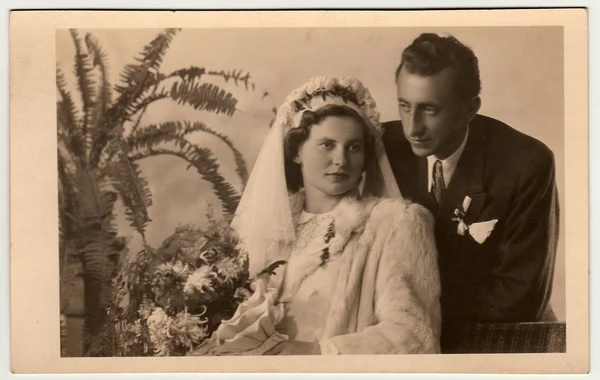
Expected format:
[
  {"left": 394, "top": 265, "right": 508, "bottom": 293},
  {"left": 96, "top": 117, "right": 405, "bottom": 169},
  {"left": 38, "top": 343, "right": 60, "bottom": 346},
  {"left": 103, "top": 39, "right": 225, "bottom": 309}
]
[{"left": 273, "top": 76, "right": 383, "bottom": 138}]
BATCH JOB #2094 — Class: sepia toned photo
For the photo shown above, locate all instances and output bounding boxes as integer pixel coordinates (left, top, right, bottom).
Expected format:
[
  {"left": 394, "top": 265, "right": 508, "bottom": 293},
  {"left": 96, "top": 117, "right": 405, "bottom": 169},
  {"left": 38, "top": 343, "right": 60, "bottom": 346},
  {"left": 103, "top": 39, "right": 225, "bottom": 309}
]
[{"left": 10, "top": 9, "right": 588, "bottom": 374}]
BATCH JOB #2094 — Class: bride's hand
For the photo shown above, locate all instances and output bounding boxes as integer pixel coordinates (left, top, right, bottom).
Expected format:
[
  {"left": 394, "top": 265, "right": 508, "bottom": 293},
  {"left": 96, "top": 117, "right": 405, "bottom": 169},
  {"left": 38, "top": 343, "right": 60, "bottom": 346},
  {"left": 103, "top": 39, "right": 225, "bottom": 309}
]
[{"left": 264, "top": 340, "right": 321, "bottom": 355}]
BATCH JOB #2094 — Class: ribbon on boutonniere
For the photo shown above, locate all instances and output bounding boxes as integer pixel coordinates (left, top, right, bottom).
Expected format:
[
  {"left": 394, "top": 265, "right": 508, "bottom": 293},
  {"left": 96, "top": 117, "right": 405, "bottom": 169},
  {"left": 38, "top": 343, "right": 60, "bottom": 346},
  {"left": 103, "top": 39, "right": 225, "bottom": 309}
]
[
  {"left": 452, "top": 196, "right": 498, "bottom": 244},
  {"left": 452, "top": 196, "right": 472, "bottom": 236}
]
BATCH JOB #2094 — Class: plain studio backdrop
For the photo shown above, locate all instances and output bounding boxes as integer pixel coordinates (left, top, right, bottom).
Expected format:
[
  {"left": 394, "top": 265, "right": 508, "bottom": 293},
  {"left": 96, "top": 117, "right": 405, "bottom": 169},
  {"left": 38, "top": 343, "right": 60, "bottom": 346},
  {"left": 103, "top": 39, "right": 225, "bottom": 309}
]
[{"left": 56, "top": 26, "right": 566, "bottom": 321}]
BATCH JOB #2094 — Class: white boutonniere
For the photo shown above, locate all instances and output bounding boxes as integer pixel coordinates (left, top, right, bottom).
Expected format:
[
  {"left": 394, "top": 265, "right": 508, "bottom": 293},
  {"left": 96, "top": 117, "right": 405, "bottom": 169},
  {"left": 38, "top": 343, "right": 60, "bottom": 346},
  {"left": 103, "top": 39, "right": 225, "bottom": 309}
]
[{"left": 452, "top": 196, "right": 498, "bottom": 244}]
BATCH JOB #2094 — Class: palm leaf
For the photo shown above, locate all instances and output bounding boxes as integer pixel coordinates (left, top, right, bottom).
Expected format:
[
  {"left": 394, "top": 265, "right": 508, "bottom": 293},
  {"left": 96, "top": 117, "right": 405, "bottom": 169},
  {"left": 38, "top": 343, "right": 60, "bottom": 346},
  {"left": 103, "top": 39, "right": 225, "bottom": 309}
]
[{"left": 69, "top": 29, "right": 98, "bottom": 163}]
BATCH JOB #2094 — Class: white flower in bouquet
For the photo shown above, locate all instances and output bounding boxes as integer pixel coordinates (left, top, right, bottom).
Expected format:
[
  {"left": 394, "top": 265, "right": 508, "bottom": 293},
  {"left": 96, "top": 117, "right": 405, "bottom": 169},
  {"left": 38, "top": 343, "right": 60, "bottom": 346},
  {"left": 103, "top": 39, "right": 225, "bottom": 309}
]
[
  {"left": 146, "top": 306, "right": 209, "bottom": 356},
  {"left": 216, "top": 257, "right": 244, "bottom": 284},
  {"left": 147, "top": 307, "right": 171, "bottom": 356},
  {"left": 170, "top": 309, "right": 209, "bottom": 351},
  {"left": 184, "top": 266, "right": 216, "bottom": 295},
  {"left": 138, "top": 299, "right": 154, "bottom": 320}
]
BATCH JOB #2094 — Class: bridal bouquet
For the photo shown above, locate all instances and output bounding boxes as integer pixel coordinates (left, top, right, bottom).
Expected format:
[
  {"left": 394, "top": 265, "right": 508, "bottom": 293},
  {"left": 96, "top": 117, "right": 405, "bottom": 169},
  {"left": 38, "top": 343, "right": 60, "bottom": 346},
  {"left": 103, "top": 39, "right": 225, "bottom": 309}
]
[
  {"left": 90, "top": 217, "right": 289, "bottom": 357},
  {"left": 90, "top": 219, "right": 265, "bottom": 356}
]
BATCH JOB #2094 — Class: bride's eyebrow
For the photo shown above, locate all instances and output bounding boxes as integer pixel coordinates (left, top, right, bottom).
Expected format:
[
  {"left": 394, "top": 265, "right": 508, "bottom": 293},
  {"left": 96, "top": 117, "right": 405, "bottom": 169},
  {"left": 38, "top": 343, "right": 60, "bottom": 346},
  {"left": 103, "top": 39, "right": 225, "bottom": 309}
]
[{"left": 315, "top": 137, "right": 364, "bottom": 143}]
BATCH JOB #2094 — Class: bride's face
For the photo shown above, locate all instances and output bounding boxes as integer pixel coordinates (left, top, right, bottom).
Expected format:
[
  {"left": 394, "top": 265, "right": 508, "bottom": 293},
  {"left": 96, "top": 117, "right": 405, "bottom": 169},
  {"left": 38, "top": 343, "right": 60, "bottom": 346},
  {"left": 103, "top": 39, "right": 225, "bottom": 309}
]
[{"left": 294, "top": 115, "right": 367, "bottom": 199}]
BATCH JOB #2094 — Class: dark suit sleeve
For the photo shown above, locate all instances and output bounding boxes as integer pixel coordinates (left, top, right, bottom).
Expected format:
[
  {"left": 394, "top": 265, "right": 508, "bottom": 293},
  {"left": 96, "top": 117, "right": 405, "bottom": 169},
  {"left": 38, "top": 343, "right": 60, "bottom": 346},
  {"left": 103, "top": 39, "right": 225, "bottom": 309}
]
[{"left": 475, "top": 147, "right": 560, "bottom": 322}]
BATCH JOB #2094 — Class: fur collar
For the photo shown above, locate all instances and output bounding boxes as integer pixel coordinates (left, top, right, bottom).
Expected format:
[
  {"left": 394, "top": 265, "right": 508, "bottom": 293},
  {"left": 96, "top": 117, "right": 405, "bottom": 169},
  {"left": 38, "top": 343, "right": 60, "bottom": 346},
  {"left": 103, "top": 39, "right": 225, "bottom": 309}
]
[
  {"left": 289, "top": 190, "right": 376, "bottom": 237},
  {"left": 276, "top": 191, "right": 378, "bottom": 301}
]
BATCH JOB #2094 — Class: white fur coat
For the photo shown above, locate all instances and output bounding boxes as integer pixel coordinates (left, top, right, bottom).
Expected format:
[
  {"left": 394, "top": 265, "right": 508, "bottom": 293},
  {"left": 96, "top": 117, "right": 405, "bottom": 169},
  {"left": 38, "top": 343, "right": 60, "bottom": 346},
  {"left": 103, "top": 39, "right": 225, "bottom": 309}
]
[{"left": 267, "top": 193, "right": 442, "bottom": 355}]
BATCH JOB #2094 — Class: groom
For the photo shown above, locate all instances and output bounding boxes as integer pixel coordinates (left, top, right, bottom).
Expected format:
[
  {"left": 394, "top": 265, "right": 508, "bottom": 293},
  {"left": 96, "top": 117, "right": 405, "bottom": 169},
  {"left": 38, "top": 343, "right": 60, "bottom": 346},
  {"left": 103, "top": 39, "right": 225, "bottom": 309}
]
[{"left": 382, "top": 33, "right": 560, "bottom": 328}]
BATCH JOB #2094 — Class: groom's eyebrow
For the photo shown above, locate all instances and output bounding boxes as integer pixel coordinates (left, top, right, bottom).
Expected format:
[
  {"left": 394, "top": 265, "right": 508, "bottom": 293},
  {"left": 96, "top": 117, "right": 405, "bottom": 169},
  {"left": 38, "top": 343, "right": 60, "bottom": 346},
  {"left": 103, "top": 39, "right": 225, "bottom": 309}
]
[{"left": 398, "top": 98, "right": 443, "bottom": 108}]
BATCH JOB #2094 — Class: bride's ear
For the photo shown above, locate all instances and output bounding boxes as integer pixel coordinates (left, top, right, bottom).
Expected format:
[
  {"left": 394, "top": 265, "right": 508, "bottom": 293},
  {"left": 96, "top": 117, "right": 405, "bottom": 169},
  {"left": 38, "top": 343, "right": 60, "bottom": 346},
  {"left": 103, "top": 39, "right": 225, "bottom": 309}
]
[{"left": 293, "top": 156, "right": 301, "bottom": 164}]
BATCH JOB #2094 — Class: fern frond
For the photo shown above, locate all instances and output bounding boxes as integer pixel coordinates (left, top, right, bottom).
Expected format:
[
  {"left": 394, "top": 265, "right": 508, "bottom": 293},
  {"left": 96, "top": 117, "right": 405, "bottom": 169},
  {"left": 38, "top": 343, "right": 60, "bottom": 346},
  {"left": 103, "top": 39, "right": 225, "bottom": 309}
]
[
  {"left": 58, "top": 155, "right": 83, "bottom": 316},
  {"left": 126, "top": 120, "right": 248, "bottom": 187},
  {"left": 108, "top": 140, "right": 153, "bottom": 240},
  {"left": 194, "top": 122, "right": 249, "bottom": 187},
  {"left": 187, "top": 146, "right": 241, "bottom": 216},
  {"left": 74, "top": 168, "right": 121, "bottom": 338},
  {"left": 110, "top": 28, "right": 180, "bottom": 125},
  {"left": 58, "top": 153, "right": 80, "bottom": 236},
  {"left": 56, "top": 67, "right": 81, "bottom": 134},
  {"left": 123, "top": 78, "right": 240, "bottom": 121},
  {"left": 135, "top": 28, "right": 180, "bottom": 71},
  {"left": 69, "top": 29, "right": 98, "bottom": 163},
  {"left": 85, "top": 33, "right": 115, "bottom": 167},
  {"left": 126, "top": 120, "right": 204, "bottom": 149},
  {"left": 57, "top": 67, "right": 87, "bottom": 164},
  {"left": 170, "top": 80, "right": 238, "bottom": 116},
  {"left": 59, "top": 240, "right": 81, "bottom": 314},
  {"left": 117, "top": 66, "right": 262, "bottom": 122},
  {"left": 123, "top": 89, "right": 169, "bottom": 122},
  {"left": 207, "top": 69, "right": 253, "bottom": 91},
  {"left": 130, "top": 143, "right": 240, "bottom": 216},
  {"left": 167, "top": 66, "right": 206, "bottom": 81}
]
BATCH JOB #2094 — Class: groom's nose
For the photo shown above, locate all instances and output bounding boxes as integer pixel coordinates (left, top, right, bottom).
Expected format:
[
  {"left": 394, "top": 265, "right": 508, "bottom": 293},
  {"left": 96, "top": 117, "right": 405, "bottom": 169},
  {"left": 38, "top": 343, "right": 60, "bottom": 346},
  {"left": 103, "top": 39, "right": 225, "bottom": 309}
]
[{"left": 406, "top": 111, "right": 425, "bottom": 137}]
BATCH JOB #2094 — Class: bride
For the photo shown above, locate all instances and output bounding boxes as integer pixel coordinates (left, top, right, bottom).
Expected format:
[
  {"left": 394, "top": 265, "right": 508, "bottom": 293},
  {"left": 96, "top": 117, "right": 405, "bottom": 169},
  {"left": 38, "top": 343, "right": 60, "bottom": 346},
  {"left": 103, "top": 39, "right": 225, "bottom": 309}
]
[{"left": 202, "top": 76, "right": 441, "bottom": 355}]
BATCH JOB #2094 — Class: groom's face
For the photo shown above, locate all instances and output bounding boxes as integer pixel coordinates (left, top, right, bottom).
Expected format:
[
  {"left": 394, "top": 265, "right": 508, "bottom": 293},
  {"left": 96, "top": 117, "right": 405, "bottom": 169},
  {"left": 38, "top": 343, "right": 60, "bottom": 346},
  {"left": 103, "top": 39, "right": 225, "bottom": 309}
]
[{"left": 396, "top": 66, "right": 474, "bottom": 160}]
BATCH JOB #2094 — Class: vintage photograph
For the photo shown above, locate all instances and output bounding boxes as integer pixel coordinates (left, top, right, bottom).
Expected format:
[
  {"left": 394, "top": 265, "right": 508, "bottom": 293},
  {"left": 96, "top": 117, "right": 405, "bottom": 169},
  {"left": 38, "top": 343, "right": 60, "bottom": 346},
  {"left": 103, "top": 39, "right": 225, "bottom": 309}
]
[
  {"left": 10, "top": 9, "right": 588, "bottom": 374},
  {"left": 56, "top": 25, "right": 567, "bottom": 357}
]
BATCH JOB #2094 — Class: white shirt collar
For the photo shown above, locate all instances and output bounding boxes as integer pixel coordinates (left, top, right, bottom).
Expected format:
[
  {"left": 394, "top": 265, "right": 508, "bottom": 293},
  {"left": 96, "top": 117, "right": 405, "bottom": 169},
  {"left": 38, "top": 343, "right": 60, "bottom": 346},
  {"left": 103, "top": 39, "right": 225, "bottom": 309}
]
[{"left": 427, "top": 128, "right": 469, "bottom": 192}]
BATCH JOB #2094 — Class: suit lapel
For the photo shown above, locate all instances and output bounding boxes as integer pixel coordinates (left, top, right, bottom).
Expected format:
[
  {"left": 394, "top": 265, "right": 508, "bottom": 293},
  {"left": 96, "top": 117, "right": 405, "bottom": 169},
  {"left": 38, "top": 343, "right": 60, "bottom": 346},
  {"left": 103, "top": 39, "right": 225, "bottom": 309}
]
[
  {"left": 382, "top": 119, "right": 487, "bottom": 223},
  {"left": 437, "top": 127, "right": 486, "bottom": 224}
]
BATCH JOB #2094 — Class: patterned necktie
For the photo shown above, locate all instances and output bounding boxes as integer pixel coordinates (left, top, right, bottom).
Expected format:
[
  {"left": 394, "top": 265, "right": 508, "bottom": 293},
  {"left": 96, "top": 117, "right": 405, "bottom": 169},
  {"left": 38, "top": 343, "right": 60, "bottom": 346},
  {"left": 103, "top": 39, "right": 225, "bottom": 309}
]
[{"left": 432, "top": 159, "right": 446, "bottom": 206}]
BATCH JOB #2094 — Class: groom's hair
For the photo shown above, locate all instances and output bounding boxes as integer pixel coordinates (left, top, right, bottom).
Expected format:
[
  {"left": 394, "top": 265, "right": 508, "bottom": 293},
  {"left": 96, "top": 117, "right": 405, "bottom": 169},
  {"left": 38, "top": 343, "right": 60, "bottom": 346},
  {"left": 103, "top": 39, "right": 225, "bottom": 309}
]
[
  {"left": 284, "top": 104, "right": 374, "bottom": 193},
  {"left": 395, "top": 33, "right": 481, "bottom": 101}
]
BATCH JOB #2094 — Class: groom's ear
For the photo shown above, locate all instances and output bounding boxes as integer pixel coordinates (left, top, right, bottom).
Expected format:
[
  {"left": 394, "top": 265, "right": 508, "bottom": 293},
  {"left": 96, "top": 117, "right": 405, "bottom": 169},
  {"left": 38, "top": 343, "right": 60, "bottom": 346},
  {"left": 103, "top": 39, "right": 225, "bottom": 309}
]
[
  {"left": 467, "top": 96, "right": 481, "bottom": 121},
  {"left": 293, "top": 156, "right": 301, "bottom": 164}
]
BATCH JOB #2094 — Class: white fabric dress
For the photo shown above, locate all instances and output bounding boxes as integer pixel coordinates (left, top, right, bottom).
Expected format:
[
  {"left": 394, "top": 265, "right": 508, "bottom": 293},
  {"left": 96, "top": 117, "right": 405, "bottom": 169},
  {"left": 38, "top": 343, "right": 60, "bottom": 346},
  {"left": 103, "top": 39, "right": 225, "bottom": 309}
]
[{"left": 277, "top": 210, "right": 342, "bottom": 344}]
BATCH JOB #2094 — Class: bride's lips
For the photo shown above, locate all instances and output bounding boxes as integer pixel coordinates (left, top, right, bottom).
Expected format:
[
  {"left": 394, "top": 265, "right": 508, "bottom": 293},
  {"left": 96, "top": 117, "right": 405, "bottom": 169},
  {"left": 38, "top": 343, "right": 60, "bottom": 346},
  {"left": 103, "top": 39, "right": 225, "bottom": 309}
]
[{"left": 327, "top": 172, "right": 350, "bottom": 181}]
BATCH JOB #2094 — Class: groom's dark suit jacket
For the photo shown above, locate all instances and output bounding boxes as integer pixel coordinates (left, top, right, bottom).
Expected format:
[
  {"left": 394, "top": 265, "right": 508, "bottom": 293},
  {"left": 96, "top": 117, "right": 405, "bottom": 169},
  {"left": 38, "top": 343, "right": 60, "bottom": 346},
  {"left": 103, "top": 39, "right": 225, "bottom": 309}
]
[{"left": 382, "top": 114, "right": 559, "bottom": 325}]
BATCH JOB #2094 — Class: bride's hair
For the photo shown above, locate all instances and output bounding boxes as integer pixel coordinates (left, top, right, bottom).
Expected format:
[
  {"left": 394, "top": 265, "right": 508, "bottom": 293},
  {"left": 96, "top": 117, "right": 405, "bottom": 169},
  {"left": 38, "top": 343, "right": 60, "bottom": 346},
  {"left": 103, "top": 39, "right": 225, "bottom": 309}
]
[{"left": 283, "top": 104, "right": 375, "bottom": 193}]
